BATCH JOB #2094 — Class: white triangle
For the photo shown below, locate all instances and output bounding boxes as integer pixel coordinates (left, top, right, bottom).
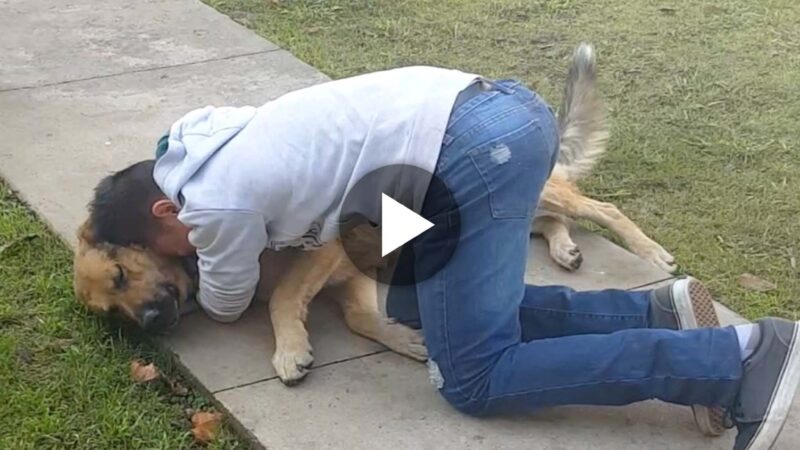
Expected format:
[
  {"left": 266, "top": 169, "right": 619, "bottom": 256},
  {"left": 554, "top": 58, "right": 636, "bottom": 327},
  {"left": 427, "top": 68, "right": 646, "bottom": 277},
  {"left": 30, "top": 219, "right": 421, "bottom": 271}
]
[{"left": 381, "top": 193, "right": 434, "bottom": 257}]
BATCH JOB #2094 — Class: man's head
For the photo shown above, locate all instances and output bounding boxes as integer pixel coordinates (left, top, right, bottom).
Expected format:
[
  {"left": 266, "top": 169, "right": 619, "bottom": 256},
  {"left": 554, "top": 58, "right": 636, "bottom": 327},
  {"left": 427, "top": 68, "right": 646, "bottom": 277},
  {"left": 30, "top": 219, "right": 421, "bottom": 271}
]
[{"left": 90, "top": 159, "right": 194, "bottom": 257}]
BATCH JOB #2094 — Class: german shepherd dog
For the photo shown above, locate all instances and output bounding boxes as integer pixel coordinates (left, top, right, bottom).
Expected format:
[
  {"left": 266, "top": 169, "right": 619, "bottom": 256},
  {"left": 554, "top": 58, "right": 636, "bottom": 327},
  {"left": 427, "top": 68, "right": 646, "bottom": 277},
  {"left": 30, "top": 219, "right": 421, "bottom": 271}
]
[{"left": 74, "top": 43, "right": 675, "bottom": 385}]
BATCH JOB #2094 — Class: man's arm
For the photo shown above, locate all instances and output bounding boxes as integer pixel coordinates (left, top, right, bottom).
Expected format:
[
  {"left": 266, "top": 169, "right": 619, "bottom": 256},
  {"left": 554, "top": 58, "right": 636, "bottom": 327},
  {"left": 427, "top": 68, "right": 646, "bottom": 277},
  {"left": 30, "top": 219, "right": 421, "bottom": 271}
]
[{"left": 181, "top": 209, "right": 267, "bottom": 323}]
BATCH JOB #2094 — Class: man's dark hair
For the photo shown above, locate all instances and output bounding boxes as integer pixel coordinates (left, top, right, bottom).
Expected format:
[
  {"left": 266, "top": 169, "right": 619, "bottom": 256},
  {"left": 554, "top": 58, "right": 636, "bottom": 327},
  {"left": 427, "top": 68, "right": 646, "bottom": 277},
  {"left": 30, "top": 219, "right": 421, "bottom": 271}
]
[{"left": 89, "top": 159, "right": 164, "bottom": 246}]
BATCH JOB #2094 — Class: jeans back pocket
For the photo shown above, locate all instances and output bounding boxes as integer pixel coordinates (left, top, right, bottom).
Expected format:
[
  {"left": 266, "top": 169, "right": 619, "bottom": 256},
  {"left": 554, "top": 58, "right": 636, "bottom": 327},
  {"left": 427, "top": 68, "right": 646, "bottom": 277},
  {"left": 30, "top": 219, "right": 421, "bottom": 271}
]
[{"left": 467, "top": 119, "right": 554, "bottom": 220}]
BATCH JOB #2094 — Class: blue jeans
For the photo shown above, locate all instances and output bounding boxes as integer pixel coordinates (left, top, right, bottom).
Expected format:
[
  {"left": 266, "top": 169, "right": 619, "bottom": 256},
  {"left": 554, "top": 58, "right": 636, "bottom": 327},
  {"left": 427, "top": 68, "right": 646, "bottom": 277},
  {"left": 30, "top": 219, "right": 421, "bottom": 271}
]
[{"left": 387, "top": 79, "right": 743, "bottom": 416}]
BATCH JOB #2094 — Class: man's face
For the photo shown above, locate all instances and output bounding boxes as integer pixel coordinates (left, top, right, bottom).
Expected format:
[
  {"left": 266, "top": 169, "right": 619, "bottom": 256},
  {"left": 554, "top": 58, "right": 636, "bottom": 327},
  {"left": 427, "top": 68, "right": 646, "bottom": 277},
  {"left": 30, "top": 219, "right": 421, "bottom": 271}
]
[
  {"left": 150, "top": 199, "right": 196, "bottom": 257},
  {"left": 150, "top": 217, "right": 195, "bottom": 257}
]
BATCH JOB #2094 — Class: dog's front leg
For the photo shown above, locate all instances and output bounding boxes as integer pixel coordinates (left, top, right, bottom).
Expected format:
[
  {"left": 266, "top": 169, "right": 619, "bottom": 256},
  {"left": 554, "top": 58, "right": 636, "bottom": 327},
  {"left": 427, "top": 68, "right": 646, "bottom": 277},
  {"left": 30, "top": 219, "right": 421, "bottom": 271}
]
[{"left": 268, "top": 243, "right": 344, "bottom": 385}]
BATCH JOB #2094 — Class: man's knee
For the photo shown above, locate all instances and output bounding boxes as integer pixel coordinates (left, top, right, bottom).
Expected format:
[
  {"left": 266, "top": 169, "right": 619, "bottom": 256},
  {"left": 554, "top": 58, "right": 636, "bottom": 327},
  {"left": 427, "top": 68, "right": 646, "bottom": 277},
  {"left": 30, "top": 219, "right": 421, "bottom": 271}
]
[
  {"left": 438, "top": 386, "right": 488, "bottom": 416},
  {"left": 428, "top": 359, "right": 491, "bottom": 416}
]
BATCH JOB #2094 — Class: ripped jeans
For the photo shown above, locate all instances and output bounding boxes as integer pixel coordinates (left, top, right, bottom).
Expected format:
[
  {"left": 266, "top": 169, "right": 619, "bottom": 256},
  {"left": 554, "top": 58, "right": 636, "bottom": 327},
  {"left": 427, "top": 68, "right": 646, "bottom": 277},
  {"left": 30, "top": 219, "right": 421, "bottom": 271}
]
[{"left": 387, "top": 79, "right": 742, "bottom": 415}]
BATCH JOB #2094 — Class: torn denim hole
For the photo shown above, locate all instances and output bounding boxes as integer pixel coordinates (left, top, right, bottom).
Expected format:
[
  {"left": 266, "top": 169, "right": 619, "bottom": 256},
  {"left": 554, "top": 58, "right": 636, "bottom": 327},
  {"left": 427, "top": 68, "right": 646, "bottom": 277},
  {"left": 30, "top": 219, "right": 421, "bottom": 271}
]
[
  {"left": 427, "top": 359, "right": 444, "bottom": 389},
  {"left": 489, "top": 144, "right": 511, "bottom": 164}
]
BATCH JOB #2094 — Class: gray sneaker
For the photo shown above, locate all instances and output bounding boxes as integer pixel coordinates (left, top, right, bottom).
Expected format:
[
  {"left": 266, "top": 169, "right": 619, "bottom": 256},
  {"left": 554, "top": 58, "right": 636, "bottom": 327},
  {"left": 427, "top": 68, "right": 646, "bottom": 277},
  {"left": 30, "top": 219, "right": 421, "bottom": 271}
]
[
  {"left": 650, "top": 277, "right": 727, "bottom": 436},
  {"left": 732, "top": 318, "right": 800, "bottom": 450}
]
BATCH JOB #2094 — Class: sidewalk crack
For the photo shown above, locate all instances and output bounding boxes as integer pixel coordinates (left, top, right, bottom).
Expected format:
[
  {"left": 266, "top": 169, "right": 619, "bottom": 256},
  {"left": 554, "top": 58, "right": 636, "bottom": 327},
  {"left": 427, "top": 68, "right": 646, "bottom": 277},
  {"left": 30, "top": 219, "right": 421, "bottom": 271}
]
[
  {"left": 211, "top": 349, "right": 389, "bottom": 395},
  {"left": 0, "top": 48, "right": 281, "bottom": 93}
]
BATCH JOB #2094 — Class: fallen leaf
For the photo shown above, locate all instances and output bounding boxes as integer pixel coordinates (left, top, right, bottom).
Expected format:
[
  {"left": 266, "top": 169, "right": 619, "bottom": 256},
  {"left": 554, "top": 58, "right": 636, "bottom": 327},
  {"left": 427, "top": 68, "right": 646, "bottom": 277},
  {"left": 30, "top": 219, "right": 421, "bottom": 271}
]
[
  {"left": 130, "top": 359, "right": 160, "bottom": 383},
  {"left": 738, "top": 273, "right": 777, "bottom": 292},
  {"left": 191, "top": 411, "right": 223, "bottom": 443}
]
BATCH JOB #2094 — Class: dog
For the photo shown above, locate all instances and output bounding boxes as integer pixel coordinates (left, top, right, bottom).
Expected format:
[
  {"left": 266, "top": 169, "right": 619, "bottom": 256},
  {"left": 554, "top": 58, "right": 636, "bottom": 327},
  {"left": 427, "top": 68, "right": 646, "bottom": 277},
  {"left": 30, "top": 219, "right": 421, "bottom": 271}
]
[
  {"left": 74, "top": 220, "right": 427, "bottom": 384},
  {"left": 73, "top": 43, "right": 675, "bottom": 385}
]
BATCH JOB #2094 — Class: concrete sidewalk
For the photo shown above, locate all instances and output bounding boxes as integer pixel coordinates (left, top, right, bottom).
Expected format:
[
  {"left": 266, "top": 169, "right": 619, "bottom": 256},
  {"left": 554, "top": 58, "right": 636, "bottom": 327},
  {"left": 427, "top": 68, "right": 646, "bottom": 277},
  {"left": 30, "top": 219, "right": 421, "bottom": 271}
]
[{"left": 1, "top": 0, "right": 797, "bottom": 448}]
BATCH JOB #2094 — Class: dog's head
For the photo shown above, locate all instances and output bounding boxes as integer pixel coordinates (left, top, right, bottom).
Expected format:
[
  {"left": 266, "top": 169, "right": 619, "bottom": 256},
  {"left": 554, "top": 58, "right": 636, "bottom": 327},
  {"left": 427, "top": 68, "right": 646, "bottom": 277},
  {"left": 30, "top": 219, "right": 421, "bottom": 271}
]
[{"left": 73, "top": 220, "right": 196, "bottom": 333}]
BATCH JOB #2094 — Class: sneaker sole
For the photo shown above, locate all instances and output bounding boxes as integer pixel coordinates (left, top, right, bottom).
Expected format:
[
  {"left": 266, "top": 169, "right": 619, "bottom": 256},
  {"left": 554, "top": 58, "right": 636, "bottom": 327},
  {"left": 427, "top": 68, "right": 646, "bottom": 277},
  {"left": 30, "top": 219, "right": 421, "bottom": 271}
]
[
  {"left": 746, "top": 322, "right": 800, "bottom": 450},
  {"left": 672, "top": 278, "right": 728, "bottom": 436}
]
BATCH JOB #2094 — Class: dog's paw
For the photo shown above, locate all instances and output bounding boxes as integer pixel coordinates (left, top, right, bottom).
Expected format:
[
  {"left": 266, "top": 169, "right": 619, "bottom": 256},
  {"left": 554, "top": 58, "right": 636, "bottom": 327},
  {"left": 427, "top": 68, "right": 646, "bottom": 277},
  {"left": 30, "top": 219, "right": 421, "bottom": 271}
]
[
  {"left": 273, "top": 344, "right": 314, "bottom": 386},
  {"left": 551, "top": 242, "right": 583, "bottom": 271},
  {"left": 631, "top": 240, "right": 677, "bottom": 273},
  {"left": 380, "top": 320, "right": 428, "bottom": 362}
]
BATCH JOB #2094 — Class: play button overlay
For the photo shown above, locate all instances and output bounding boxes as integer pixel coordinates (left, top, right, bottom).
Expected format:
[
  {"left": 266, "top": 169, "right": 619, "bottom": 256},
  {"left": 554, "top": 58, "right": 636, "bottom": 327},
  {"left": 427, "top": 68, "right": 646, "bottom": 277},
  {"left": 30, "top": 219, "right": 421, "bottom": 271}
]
[
  {"left": 380, "top": 193, "right": 434, "bottom": 257},
  {"left": 338, "top": 164, "right": 460, "bottom": 286}
]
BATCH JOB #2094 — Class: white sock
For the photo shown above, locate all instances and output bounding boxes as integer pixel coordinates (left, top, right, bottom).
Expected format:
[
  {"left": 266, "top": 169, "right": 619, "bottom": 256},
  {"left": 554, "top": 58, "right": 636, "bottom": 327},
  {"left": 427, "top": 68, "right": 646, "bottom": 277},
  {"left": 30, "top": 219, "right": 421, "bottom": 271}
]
[{"left": 734, "top": 324, "right": 760, "bottom": 360}]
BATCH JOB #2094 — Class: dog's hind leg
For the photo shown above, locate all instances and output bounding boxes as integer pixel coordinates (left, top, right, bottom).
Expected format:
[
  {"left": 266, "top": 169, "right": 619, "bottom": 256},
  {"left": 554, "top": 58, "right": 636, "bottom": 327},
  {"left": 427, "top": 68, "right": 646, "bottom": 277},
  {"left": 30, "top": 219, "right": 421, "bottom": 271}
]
[
  {"left": 539, "top": 178, "right": 676, "bottom": 273},
  {"left": 532, "top": 214, "right": 583, "bottom": 270},
  {"left": 576, "top": 197, "right": 675, "bottom": 272},
  {"left": 334, "top": 270, "right": 427, "bottom": 362}
]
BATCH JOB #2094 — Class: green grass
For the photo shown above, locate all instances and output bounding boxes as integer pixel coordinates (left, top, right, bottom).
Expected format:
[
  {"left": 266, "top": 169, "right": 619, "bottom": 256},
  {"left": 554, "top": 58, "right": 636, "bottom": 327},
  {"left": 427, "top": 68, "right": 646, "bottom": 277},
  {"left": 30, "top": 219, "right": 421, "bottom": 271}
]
[
  {"left": 208, "top": 0, "right": 799, "bottom": 319},
  {"left": 0, "top": 183, "right": 247, "bottom": 449}
]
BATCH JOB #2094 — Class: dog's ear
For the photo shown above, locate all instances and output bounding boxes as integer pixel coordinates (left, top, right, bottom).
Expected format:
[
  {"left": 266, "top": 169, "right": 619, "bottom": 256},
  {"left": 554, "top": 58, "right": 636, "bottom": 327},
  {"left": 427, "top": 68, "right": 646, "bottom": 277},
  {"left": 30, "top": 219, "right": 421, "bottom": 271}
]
[{"left": 77, "top": 219, "right": 96, "bottom": 245}]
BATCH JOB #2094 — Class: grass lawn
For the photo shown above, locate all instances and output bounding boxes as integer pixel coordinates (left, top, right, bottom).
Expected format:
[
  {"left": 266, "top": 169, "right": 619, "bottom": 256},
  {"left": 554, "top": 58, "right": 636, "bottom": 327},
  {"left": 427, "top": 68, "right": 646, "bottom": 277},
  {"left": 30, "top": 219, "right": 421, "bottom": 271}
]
[
  {"left": 0, "top": 184, "right": 246, "bottom": 449},
  {"left": 209, "top": 0, "right": 799, "bottom": 319}
]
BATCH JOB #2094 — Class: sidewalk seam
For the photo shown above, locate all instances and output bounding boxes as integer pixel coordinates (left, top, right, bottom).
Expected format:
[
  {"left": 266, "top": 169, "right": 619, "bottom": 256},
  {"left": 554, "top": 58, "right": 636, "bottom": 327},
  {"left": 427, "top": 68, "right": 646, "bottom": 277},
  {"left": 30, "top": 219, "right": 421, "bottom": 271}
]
[
  {"left": 211, "top": 349, "right": 391, "bottom": 395},
  {"left": 0, "top": 48, "right": 282, "bottom": 94},
  {"left": 628, "top": 276, "right": 675, "bottom": 291}
]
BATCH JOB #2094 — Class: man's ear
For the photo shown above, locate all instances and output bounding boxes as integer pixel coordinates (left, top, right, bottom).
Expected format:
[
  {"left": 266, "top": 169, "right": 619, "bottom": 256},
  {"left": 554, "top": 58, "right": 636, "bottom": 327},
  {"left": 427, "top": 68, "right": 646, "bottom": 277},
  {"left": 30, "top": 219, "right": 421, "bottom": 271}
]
[{"left": 151, "top": 198, "right": 179, "bottom": 219}]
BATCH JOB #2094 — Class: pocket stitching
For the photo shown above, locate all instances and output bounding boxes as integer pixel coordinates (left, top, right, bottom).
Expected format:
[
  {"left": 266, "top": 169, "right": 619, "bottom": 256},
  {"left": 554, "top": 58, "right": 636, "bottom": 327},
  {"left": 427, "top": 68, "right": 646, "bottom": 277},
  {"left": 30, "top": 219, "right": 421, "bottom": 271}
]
[{"left": 467, "top": 120, "right": 542, "bottom": 219}]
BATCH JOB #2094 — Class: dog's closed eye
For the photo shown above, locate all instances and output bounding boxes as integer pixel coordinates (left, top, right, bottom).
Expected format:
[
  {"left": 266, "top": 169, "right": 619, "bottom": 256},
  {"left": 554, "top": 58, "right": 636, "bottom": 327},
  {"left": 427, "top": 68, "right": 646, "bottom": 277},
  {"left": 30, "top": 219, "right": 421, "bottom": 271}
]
[{"left": 113, "top": 264, "right": 127, "bottom": 289}]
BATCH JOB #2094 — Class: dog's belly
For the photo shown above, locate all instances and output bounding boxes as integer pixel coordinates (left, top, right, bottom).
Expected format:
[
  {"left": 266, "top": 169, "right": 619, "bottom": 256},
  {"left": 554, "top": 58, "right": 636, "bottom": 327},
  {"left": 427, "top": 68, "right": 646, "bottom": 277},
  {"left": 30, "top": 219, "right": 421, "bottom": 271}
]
[{"left": 255, "top": 245, "right": 366, "bottom": 300}]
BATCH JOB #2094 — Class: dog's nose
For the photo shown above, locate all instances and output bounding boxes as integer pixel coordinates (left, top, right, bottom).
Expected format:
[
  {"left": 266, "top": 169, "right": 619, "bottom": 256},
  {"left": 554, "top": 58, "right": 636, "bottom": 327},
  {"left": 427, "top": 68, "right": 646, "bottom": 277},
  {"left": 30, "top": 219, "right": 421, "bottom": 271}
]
[
  {"left": 136, "top": 284, "right": 181, "bottom": 332},
  {"left": 139, "top": 308, "right": 162, "bottom": 330},
  {"left": 137, "top": 302, "right": 176, "bottom": 332}
]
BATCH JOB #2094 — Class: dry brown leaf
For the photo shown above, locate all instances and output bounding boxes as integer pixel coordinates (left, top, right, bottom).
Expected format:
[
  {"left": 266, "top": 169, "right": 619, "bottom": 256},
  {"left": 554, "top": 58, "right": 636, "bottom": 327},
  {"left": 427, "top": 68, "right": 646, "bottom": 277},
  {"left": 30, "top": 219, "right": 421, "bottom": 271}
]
[
  {"left": 191, "top": 411, "right": 223, "bottom": 443},
  {"left": 738, "top": 273, "right": 777, "bottom": 292},
  {"left": 130, "top": 359, "right": 160, "bottom": 383}
]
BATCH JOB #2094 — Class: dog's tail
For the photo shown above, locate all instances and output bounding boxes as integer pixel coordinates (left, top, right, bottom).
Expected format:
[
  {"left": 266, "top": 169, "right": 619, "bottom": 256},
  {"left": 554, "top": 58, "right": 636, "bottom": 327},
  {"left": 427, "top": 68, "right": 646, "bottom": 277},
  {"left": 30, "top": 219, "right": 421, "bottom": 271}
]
[{"left": 554, "top": 43, "right": 609, "bottom": 181}]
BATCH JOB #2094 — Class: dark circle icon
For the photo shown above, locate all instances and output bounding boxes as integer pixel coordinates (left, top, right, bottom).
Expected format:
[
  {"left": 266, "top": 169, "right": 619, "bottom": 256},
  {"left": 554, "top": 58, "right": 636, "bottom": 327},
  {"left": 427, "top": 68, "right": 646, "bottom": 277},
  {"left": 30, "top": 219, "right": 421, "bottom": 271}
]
[{"left": 338, "top": 164, "right": 460, "bottom": 287}]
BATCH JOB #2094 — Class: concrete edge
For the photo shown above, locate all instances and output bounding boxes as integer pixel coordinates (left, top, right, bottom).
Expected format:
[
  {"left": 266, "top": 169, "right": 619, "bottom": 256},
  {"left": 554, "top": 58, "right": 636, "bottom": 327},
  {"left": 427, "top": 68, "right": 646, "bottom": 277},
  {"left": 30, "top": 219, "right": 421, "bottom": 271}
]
[
  {"left": 153, "top": 338, "right": 266, "bottom": 450},
  {"left": 2, "top": 176, "right": 77, "bottom": 251}
]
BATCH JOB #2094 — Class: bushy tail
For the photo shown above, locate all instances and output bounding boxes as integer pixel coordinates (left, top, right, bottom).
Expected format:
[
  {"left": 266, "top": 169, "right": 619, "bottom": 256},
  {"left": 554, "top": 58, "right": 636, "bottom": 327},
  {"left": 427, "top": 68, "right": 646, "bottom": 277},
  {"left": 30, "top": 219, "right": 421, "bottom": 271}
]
[{"left": 555, "top": 43, "right": 609, "bottom": 181}]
